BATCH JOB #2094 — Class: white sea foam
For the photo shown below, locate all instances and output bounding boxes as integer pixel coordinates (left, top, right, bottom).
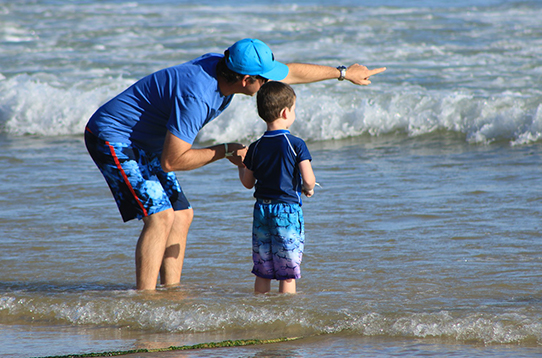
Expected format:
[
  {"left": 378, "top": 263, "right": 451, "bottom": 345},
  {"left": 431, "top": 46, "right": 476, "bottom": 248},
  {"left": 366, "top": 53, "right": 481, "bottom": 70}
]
[
  {"left": 3, "top": 291, "right": 541, "bottom": 345},
  {"left": 202, "top": 84, "right": 542, "bottom": 145},
  {"left": 1, "top": 1, "right": 540, "bottom": 145},
  {"left": 1, "top": 73, "right": 540, "bottom": 145},
  {"left": 0, "top": 74, "right": 134, "bottom": 136}
]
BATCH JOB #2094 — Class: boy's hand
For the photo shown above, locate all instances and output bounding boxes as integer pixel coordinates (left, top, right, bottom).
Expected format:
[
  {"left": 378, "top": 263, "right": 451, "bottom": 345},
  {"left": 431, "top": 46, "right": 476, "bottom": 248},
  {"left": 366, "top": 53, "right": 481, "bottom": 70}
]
[
  {"left": 225, "top": 143, "right": 247, "bottom": 167},
  {"left": 303, "top": 188, "right": 314, "bottom": 197}
]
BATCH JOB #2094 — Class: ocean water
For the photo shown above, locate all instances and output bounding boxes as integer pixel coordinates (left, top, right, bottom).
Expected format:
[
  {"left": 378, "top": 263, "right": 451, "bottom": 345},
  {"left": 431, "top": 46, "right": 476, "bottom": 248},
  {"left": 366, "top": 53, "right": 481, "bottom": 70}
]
[{"left": 1, "top": 0, "right": 542, "bottom": 357}]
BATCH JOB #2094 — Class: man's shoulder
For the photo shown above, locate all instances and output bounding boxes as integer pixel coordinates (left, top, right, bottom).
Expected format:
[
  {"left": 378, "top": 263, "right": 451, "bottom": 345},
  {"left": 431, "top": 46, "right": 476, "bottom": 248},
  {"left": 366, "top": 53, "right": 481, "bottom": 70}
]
[
  {"left": 159, "top": 54, "right": 226, "bottom": 103},
  {"left": 168, "top": 53, "right": 222, "bottom": 69},
  {"left": 158, "top": 53, "right": 222, "bottom": 81}
]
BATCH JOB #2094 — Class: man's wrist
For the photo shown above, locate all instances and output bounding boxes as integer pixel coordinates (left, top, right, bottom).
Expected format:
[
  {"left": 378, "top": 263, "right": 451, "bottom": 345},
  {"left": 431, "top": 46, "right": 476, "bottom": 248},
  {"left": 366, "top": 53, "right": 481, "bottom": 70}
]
[
  {"left": 224, "top": 143, "right": 234, "bottom": 158},
  {"left": 337, "top": 65, "right": 347, "bottom": 81}
]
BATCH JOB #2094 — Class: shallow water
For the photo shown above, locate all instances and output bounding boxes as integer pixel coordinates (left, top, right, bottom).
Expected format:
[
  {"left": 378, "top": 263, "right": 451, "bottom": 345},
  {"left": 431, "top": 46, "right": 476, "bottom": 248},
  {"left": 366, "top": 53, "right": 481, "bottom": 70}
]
[{"left": 1, "top": 134, "right": 542, "bottom": 357}]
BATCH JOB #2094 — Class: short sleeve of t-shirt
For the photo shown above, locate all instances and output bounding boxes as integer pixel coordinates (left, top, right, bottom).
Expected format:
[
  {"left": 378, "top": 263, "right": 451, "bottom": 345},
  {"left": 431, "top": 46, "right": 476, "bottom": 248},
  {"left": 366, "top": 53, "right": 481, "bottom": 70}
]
[
  {"left": 294, "top": 139, "right": 312, "bottom": 164},
  {"left": 167, "top": 94, "right": 209, "bottom": 145}
]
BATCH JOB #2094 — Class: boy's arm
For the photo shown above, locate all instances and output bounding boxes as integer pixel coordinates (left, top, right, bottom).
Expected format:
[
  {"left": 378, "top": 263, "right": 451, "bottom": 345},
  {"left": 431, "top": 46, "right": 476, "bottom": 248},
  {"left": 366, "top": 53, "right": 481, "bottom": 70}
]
[
  {"left": 299, "top": 159, "right": 316, "bottom": 197},
  {"left": 238, "top": 167, "right": 256, "bottom": 189}
]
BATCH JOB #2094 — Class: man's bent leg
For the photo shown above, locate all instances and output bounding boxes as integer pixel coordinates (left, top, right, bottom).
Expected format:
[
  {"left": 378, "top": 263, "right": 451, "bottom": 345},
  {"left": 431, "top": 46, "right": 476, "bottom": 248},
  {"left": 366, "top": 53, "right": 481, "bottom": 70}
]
[
  {"left": 160, "top": 208, "right": 194, "bottom": 286},
  {"left": 136, "top": 209, "right": 175, "bottom": 290}
]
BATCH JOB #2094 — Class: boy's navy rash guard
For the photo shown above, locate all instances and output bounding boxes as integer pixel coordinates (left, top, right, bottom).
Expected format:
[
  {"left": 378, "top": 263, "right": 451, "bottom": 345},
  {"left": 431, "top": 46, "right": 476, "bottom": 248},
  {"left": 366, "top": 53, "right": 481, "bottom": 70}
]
[{"left": 244, "top": 129, "right": 312, "bottom": 205}]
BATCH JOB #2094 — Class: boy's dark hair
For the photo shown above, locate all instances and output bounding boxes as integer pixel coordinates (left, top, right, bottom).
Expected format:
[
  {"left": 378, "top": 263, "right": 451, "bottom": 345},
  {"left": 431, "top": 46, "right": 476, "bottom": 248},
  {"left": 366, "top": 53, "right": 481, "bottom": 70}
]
[
  {"left": 256, "top": 81, "right": 296, "bottom": 123},
  {"left": 217, "top": 50, "right": 267, "bottom": 84}
]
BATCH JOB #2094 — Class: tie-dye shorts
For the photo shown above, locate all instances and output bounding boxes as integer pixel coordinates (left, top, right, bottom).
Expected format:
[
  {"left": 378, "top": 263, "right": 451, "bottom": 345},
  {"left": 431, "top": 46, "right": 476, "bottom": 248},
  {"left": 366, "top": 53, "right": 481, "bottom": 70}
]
[
  {"left": 251, "top": 200, "right": 305, "bottom": 280},
  {"left": 85, "top": 130, "right": 191, "bottom": 222}
]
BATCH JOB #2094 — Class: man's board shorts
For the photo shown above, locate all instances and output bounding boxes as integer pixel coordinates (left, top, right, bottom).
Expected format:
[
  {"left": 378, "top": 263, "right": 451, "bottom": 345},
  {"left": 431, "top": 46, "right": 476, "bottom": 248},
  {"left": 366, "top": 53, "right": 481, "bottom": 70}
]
[
  {"left": 252, "top": 200, "right": 305, "bottom": 280},
  {"left": 85, "top": 129, "right": 191, "bottom": 222}
]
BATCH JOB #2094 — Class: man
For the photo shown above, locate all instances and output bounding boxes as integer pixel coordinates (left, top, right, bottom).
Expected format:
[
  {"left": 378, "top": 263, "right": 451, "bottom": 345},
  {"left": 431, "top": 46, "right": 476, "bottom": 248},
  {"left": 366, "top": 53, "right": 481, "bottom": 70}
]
[{"left": 85, "top": 38, "right": 386, "bottom": 290}]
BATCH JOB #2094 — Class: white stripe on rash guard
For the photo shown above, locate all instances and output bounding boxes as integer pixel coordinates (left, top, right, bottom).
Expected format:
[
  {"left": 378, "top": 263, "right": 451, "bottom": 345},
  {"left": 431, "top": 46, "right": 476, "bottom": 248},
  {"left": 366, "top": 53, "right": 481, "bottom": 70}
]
[{"left": 263, "top": 132, "right": 297, "bottom": 157}]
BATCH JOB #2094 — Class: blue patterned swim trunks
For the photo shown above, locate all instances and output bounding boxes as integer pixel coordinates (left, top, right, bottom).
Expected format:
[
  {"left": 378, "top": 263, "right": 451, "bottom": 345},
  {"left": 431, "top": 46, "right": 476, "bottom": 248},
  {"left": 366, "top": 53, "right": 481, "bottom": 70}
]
[
  {"left": 252, "top": 200, "right": 305, "bottom": 280},
  {"left": 85, "top": 129, "right": 191, "bottom": 222}
]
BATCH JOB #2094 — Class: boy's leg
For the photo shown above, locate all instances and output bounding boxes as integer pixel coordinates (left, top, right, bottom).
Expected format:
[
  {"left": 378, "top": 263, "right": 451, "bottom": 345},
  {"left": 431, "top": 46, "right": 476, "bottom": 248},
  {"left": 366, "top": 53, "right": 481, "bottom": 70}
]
[
  {"left": 272, "top": 204, "right": 304, "bottom": 281},
  {"left": 160, "top": 208, "right": 194, "bottom": 286},
  {"left": 252, "top": 203, "right": 273, "bottom": 288},
  {"left": 279, "top": 279, "right": 296, "bottom": 294},
  {"left": 255, "top": 277, "right": 272, "bottom": 294}
]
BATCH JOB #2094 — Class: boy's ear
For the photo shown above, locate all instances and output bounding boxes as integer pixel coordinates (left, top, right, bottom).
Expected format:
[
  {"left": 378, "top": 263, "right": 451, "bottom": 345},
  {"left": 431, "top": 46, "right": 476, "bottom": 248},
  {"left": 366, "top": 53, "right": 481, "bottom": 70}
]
[{"left": 279, "top": 107, "right": 288, "bottom": 119}]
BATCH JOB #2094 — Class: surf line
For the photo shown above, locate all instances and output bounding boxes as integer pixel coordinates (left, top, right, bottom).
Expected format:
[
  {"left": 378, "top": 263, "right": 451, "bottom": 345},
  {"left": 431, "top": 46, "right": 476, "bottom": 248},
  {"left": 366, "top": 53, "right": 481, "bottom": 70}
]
[{"left": 37, "top": 337, "right": 303, "bottom": 358}]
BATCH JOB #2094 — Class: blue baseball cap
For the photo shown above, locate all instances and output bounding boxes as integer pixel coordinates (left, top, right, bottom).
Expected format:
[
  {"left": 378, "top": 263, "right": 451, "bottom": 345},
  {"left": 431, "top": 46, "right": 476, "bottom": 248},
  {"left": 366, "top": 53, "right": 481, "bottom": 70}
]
[{"left": 226, "top": 38, "right": 289, "bottom": 81}]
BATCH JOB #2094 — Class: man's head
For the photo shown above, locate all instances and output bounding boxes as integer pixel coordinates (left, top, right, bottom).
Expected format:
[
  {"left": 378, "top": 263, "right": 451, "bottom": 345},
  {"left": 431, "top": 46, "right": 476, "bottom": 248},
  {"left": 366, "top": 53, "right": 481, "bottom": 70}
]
[
  {"left": 216, "top": 39, "right": 289, "bottom": 97},
  {"left": 257, "top": 81, "right": 296, "bottom": 123},
  {"left": 225, "top": 38, "right": 289, "bottom": 81}
]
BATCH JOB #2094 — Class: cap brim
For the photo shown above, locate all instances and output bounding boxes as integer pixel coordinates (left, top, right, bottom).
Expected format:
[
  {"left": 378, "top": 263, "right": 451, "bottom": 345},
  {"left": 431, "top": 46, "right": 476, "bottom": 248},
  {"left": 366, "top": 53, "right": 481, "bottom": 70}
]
[{"left": 260, "top": 61, "right": 289, "bottom": 81}]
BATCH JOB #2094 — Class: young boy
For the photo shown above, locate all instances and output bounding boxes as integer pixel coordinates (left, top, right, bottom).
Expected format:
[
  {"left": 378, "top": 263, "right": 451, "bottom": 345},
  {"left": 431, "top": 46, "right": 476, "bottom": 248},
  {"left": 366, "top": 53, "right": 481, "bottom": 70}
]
[{"left": 238, "top": 81, "right": 316, "bottom": 294}]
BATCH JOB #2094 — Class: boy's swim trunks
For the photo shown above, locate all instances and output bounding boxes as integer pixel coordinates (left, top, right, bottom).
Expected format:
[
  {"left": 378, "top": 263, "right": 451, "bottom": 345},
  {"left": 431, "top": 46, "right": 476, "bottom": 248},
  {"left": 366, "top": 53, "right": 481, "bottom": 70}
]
[{"left": 252, "top": 200, "right": 305, "bottom": 280}]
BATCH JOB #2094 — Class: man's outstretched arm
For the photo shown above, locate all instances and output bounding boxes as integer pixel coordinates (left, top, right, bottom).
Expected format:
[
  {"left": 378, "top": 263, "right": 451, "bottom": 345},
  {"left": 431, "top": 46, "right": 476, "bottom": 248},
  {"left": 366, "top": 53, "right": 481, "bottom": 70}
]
[{"left": 283, "top": 63, "right": 386, "bottom": 86}]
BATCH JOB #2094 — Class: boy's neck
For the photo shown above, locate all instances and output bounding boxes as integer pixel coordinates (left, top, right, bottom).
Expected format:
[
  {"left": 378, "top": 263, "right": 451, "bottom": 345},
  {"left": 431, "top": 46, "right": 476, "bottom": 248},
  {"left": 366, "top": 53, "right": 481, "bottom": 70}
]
[{"left": 266, "top": 120, "right": 288, "bottom": 132}]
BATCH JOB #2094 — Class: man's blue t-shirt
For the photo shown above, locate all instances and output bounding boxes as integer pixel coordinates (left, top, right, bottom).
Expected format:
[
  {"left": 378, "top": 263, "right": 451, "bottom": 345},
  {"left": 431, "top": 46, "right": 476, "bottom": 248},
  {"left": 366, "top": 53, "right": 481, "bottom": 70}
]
[
  {"left": 244, "top": 129, "right": 312, "bottom": 205},
  {"left": 86, "top": 53, "right": 233, "bottom": 153}
]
